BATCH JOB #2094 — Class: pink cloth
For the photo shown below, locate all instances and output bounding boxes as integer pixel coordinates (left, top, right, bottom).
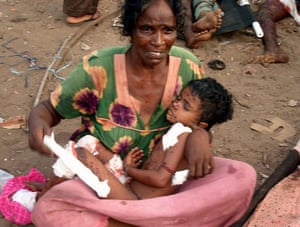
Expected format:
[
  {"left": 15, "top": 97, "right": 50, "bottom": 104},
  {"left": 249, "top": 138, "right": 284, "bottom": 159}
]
[
  {"left": 0, "top": 168, "right": 46, "bottom": 225},
  {"left": 245, "top": 168, "right": 300, "bottom": 226},
  {"left": 31, "top": 157, "right": 256, "bottom": 227}
]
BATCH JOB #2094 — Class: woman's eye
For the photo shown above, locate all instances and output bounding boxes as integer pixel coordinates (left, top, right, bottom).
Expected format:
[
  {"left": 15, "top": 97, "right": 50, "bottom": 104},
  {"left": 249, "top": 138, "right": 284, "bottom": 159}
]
[
  {"left": 140, "top": 26, "right": 152, "bottom": 33},
  {"left": 164, "top": 27, "right": 175, "bottom": 34}
]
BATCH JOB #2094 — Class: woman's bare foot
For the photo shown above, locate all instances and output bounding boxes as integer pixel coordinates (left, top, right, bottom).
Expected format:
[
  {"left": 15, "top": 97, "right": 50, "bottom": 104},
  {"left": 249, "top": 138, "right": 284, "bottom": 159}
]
[
  {"left": 192, "top": 9, "right": 223, "bottom": 32},
  {"left": 66, "top": 10, "right": 101, "bottom": 24}
]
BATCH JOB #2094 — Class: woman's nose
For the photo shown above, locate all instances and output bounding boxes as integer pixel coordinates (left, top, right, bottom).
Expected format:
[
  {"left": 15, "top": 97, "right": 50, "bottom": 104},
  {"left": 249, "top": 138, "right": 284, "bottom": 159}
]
[{"left": 151, "top": 31, "right": 164, "bottom": 46}]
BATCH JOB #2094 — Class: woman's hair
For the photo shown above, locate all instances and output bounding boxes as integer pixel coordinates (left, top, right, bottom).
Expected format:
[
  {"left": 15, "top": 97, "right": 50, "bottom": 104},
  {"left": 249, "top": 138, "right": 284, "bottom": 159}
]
[
  {"left": 121, "top": 0, "right": 183, "bottom": 37},
  {"left": 187, "top": 78, "right": 234, "bottom": 130}
]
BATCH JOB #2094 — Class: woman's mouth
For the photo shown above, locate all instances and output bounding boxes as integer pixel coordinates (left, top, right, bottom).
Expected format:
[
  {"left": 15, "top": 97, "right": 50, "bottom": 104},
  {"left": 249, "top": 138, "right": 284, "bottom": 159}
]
[{"left": 147, "top": 51, "right": 164, "bottom": 58}]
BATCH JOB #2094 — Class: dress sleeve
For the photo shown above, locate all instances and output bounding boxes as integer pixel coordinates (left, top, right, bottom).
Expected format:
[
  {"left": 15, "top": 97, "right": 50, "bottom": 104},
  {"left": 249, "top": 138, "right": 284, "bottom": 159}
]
[{"left": 50, "top": 61, "right": 98, "bottom": 119}]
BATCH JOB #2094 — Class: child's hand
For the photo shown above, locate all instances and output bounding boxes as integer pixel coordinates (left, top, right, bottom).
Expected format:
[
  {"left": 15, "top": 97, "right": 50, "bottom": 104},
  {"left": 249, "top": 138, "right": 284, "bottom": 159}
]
[{"left": 124, "top": 147, "right": 144, "bottom": 168}]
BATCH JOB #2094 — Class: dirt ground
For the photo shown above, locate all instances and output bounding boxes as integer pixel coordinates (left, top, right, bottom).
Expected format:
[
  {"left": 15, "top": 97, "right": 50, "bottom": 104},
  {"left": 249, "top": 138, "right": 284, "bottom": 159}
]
[{"left": 0, "top": 0, "right": 299, "bottom": 226}]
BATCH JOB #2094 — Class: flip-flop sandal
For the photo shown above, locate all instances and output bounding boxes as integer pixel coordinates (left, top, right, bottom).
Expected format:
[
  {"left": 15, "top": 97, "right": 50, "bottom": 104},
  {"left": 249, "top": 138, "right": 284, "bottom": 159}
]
[{"left": 207, "top": 59, "right": 226, "bottom": 70}]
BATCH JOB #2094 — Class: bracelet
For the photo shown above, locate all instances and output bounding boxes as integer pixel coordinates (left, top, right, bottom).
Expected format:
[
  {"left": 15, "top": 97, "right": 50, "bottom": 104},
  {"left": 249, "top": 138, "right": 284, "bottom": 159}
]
[{"left": 160, "top": 164, "right": 175, "bottom": 175}]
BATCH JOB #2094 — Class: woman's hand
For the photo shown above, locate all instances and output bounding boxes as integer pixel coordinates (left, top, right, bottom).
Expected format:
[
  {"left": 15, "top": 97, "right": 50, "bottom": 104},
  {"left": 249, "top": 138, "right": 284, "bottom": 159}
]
[
  {"left": 185, "top": 128, "right": 214, "bottom": 178},
  {"left": 28, "top": 100, "right": 62, "bottom": 156}
]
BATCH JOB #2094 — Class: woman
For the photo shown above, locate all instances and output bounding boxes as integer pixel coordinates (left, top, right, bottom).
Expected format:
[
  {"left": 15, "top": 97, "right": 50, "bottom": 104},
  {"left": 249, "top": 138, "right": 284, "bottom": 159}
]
[{"left": 29, "top": 0, "right": 256, "bottom": 226}]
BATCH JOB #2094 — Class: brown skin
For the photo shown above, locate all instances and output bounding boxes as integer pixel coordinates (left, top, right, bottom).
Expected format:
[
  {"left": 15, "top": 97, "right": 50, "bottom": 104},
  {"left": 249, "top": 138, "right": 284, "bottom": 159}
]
[
  {"left": 66, "top": 10, "right": 101, "bottom": 24},
  {"left": 248, "top": 0, "right": 290, "bottom": 64},
  {"left": 181, "top": 0, "right": 223, "bottom": 49},
  {"left": 28, "top": 100, "right": 61, "bottom": 156}
]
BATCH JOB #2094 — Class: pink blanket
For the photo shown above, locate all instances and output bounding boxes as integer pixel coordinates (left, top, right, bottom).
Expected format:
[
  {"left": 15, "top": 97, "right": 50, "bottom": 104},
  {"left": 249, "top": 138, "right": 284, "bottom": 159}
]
[{"left": 31, "top": 157, "right": 256, "bottom": 227}]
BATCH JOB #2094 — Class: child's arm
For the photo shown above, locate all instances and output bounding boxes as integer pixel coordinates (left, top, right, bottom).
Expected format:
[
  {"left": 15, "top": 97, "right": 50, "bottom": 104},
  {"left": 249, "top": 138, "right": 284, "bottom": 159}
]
[{"left": 124, "top": 132, "right": 190, "bottom": 188}]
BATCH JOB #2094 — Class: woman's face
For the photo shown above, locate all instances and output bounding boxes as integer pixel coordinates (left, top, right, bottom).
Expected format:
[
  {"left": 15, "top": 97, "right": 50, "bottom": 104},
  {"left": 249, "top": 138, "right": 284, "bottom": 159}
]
[
  {"left": 166, "top": 87, "right": 202, "bottom": 128},
  {"left": 131, "top": 0, "right": 177, "bottom": 67}
]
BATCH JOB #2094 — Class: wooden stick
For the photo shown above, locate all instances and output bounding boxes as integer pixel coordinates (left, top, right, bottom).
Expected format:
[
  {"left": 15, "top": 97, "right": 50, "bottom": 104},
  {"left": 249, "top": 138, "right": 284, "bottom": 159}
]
[
  {"left": 33, "top": 8, "right": 121, "bottom": 107},
  {"left": 33, "top": 35, "right": 71, "bottom": 107}
]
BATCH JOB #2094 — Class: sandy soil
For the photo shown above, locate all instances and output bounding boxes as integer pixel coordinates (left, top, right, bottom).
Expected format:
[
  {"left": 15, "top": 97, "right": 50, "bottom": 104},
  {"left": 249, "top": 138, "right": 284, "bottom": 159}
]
[{"left": 0, "top": 0, "right": 299, "bottom": 226}]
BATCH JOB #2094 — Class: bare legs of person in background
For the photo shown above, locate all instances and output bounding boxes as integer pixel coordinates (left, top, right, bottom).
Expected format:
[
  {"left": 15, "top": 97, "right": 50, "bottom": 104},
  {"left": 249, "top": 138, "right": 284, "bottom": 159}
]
[
  {"left": 248, "top": 0, "right": 291, "bottom": 63},
  {"left": 182, "top": 0, "right": 223, "bottom": 49},
  {"left": 63, "top": 0, "right": 101, "bottom": 24}
]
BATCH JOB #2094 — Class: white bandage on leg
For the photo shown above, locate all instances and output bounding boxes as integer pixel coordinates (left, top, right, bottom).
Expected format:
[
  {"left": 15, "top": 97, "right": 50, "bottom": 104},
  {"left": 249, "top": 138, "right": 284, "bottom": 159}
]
[
  {"left": 52, "top": 141, "right": 76, "bottom": 179},
  {"left": 44, "top": 133, "right": 111, "bottom": 198},
  {"left": 162, "top": 123, "right": 192, "bottom": 151},
  {"left": 52, "top": 158, "right": 76, "bottom": 179},
  {"left": 76, "top": 135, "right": 101, "bottom": 153},
  {"left": 105, "top": 154, "right": 128, "bottom": 184}
]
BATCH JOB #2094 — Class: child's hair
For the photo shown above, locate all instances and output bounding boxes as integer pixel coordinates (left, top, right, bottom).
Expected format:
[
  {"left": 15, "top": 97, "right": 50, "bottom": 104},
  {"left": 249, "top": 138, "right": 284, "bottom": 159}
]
[{"left": 187, "top": 78, "right": 233, "bottom": 130}]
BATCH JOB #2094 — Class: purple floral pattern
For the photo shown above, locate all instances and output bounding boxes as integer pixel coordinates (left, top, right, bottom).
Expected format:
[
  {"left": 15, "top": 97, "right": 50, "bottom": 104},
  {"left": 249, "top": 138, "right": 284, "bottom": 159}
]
[
  {"left": 109, "top": 102, "right": 137, "bottom": 127},
  {"left": 73, "top": 88, "right": 99, "bottom": 115},
  {"left": 112, "top": 136, "right": 133, "bottom": 154}
]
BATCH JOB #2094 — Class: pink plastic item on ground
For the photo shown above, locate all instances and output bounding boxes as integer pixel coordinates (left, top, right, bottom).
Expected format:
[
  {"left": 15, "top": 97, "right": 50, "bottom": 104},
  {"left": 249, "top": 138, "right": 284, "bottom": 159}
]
[{"left": 0, "top": 168, "right": 46, "bottom": 225}]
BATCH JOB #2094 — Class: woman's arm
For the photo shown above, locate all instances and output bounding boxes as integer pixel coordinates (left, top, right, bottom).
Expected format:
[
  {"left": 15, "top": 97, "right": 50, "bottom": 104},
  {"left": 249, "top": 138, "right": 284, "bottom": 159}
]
[
  {"left": 28, "top": 99, "right": 62, "bottom": 155},
  {"left": 184, "top": 128, "right": 214, "bottom": 178},
  {"left": 125, "top": 133, "right": 190, "bottom": 187}
]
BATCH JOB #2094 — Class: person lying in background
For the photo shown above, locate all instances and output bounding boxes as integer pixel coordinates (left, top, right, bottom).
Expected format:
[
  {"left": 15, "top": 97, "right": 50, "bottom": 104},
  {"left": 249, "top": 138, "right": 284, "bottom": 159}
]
[
  {"left": 181, "top": 0, "right": 223, "bottom": 48},
  {"left": 249, "top": 0, "right": 300, "bottom": 63}
]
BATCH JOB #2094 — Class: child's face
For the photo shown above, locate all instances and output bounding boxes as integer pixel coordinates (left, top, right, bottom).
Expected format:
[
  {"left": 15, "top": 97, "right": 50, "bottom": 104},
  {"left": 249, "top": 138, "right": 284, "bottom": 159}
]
[{"left": 166, "top": 87, "right": 202, "bottom": 127}]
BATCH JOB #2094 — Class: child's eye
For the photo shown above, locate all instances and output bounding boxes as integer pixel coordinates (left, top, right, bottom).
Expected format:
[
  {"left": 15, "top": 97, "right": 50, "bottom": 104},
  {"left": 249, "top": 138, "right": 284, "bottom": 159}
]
[{"left": 183, "top": 103, "right": 189, "bottom": 111}]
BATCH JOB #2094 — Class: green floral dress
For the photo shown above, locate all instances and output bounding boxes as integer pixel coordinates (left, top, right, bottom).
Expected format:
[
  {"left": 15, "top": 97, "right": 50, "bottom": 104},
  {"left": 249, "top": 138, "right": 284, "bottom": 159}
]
[{"left": 50, "top": 45, "right": 204, "bottom": 163}]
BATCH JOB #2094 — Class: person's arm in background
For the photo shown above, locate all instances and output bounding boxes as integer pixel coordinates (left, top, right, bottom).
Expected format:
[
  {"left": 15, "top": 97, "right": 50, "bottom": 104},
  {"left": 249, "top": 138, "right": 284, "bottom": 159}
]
[
  {"left": 28, "top": 100, "right": 63, "bottom": 156},
  {"left": 185, "top": 128, "right": 214, "bottom": 178}
]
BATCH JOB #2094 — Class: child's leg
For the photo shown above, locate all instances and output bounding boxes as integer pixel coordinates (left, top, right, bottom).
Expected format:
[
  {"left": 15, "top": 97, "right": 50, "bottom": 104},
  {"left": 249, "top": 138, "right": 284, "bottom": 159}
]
[
  {"left": 76, "top": 135, "right": 114, "bottom": 163},
  {"left": 76, "top": 135, "right": 128, "bottom": 184},
  {"left": 74, "top": 147, "right": 138, "bottom": 200}
]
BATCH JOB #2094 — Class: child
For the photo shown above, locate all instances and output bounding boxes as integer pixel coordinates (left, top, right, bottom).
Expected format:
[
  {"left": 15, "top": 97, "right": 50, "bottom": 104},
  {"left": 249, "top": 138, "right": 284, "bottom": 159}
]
[{"left": 45, "top": 78, "right": 233, "bottom": 200}]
